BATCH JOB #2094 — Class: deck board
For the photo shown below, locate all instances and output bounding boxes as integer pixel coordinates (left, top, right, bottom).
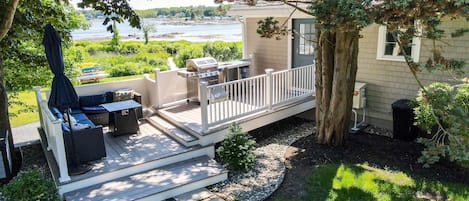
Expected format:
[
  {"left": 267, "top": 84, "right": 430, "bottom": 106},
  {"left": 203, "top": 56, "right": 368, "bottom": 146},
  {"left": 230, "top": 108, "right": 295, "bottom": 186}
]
[{"left": 64, "top": 120, "right": 191, "bottom": 183}]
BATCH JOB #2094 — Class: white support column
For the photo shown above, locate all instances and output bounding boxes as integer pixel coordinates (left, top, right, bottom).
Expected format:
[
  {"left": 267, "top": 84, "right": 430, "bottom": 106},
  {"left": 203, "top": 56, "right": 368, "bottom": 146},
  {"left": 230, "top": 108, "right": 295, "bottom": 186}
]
[
  {"left": 265, "top": 69, "right": 274, "bottom": 110},
  {"left": 200, "top": 82, "right": 209, "bottom": 133},
  {"left": 154, "top": 68, "right": 161, "bottom": 108}
]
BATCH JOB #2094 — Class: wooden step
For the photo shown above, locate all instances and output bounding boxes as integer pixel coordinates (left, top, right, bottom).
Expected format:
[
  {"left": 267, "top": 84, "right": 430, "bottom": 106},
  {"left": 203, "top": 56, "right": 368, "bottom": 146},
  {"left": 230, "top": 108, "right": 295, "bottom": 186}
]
[
  {"left": 64, "top": 156, "right": 227, "bottom": 201},
  {"left": 148, "top": 115, "right": 200, "bottom": 147}
]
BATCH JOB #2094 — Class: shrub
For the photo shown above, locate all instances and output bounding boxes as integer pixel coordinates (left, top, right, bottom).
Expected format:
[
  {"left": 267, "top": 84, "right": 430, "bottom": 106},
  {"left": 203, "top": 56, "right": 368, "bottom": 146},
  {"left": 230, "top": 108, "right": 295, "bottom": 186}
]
[
  {"left": 109, "top": 65, "right": 139, "bottom": 77},
  {"left": 0, "top": 168, "right": 59, "bottom": 201},
  {"left": 414, "top": 82, "right": 469, "bottom": 167},
  {"left": 203, "top": 41, "right": 242, "bottom": 61},
  {"left": 119, "top": 44, "right": 140, "bottom": 54},
  {"left": 174, "top": 45, "right": 204, "bottom": 67},
  {"left": 217, "top": 123, "right": 256, "bottom": 172}
]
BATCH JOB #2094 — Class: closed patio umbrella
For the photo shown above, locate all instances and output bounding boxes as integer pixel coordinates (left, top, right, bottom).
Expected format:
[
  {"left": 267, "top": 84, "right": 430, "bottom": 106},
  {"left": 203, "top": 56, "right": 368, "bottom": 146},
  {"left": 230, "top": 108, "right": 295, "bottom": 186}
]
[
  {"left": 43, "top": 24, "right": 79, "bottom": 111},
  {"left": 42, "top": 24, "right": 89, "bottom": 175}
]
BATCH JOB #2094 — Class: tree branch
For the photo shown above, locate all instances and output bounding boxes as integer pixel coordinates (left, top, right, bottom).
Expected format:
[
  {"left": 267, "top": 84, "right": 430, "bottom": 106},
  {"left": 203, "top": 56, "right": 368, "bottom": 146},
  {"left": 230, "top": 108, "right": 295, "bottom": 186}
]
[
  {"left": 0, "top": 0, "right": 20, "bottom": 41},
  {"left": 280, "top": 0, "right": 314, "bottom": 16}
]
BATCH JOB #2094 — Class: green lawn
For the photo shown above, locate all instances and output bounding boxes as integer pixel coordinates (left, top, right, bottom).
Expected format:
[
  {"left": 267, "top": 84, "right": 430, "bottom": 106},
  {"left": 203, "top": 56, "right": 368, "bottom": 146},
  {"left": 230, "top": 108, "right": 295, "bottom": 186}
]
[
  {"left": 278, "top": 163, "right": 469, "bottom": 201},
  {"left": 9, "top": 90, "right": 39, "bottom": 126},
  {"left": 9, "top": 74, "right": 156, "bottom": 126}
]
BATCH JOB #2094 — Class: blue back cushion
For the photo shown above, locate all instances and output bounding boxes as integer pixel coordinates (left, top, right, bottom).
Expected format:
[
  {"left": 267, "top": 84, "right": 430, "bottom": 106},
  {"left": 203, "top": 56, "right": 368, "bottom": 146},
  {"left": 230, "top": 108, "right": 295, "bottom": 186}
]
[
  {"left": 79, "top": 94, "right": 109, "bottom": 107},
  {"left": 50, "top": 107, "right": 63, "bottom": 119}
]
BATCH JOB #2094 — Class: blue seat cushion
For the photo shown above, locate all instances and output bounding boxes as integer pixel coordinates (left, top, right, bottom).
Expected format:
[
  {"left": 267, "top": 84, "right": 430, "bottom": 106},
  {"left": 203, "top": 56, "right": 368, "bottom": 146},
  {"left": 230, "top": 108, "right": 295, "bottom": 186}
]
[
  {"left": 79, "top": 94, "right": 109, "bottom": 107},
  {"left": 71, "top": 113, "right": 95, "bottom": 127},
  {"left": 81, "top": 106, "right": 107, "bottom": 114}
]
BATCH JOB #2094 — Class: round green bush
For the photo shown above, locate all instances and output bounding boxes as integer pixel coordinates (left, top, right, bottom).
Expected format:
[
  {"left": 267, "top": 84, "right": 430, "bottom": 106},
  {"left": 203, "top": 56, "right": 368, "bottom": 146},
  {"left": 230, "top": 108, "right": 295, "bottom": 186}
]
[
  {"left": 216, "top": 123, "right": 256, "bottom": 172},
  {"left": 0, "top": 168, "right": 59, "bottom": 201}
]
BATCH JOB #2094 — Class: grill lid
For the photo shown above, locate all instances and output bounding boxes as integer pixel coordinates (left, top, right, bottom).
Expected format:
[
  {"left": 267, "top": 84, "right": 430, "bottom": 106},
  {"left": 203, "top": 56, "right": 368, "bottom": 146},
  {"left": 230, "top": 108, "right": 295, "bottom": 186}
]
[{"left": 186, "top": 57, "right": 218, "bottom": 71}]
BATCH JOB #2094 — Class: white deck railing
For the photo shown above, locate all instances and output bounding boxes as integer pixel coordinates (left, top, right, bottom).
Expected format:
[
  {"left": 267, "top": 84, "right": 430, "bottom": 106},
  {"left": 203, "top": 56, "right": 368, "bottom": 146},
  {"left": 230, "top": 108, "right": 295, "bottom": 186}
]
[
  {"left": 33, "top": 86, "right": 71, "bottom": 183},
  {"left": 33, "top": 74, "right": 158, "bottom": 183},
  {"left": 271, "top": 65, "right": 315, "bottom": 106},
  {"left": 200, "top": 64, "right": 315, "bottom": 132}
]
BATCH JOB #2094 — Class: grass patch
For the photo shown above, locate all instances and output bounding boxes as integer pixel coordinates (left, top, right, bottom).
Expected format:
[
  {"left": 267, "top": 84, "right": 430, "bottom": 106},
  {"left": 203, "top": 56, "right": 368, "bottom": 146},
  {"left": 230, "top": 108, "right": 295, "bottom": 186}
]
[
  {"left": 9, "top": 90, "right": 38, "bottom": 126},
  {"left": 8, "top": 75, "right": 156, "bottom": 126},
  {"left": 301, "top": 163, "right": 469, "bottom": 201}
]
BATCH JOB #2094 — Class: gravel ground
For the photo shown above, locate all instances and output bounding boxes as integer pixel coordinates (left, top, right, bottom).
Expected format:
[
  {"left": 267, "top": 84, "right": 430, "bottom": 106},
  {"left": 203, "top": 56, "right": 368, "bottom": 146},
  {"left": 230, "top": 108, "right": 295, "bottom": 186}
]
[
  {"left": 209, "top": 117, "right": 315, "bottom": 201},
  {"left": 18, "top": 143, "right": 50, "bottom": 177}
]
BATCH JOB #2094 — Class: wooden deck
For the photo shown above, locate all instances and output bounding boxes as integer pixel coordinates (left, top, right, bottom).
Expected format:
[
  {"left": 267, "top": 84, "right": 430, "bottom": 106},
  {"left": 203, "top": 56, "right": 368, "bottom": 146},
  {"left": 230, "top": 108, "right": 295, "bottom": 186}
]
[{"left": 43, "top": 120, "right": 196, "bottom": 184}]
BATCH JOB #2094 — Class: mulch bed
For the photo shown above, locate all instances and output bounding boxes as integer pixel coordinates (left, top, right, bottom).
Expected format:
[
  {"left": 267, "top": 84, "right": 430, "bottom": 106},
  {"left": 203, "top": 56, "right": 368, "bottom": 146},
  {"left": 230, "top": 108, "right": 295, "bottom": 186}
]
[{"left": 267, "top": 129, "right": 469, "bottom": 200}]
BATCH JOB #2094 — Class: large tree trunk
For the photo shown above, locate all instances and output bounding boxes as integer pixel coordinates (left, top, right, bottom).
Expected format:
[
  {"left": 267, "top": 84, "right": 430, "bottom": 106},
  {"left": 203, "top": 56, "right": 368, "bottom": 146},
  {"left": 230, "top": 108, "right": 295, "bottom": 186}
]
[
  {"left": 315, "top": 28, "right": 359, "bottom": 146},
  {"left": 0, "top": 53, "right": 11, "bottom": 132}
]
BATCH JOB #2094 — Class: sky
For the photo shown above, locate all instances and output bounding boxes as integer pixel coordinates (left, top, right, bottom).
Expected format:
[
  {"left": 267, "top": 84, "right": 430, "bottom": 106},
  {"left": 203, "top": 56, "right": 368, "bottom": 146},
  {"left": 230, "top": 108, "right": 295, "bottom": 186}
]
[{"left": 128, "top": 0, "right": 219, "bottom": 9}]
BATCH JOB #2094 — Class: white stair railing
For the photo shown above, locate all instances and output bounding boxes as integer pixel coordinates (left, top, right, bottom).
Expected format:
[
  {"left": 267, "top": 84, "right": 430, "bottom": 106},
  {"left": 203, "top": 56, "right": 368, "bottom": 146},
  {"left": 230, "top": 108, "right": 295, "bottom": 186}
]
[{"left": 199, "top": 64, "right": 315, "bottom": 132}]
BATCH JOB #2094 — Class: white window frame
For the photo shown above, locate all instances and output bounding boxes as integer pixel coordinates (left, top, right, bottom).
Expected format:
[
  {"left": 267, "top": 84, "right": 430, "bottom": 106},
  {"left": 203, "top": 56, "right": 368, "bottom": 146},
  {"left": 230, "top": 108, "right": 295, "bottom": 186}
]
[{"left": 376, "top": 24, "right": 421, "bottom": 62}]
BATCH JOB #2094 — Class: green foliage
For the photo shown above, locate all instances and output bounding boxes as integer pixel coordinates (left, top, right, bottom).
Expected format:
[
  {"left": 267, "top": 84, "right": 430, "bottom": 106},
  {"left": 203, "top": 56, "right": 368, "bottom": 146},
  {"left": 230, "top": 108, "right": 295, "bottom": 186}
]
[
  {"left": 203, "top": 41, "right": 242, "bottom": 61},
  {"left": 109, "top": 21, "right": 121, "bottom": 52},
  {"left": 216, "top": 123, "right": 256, "bottom": 172},
  {"left": 312, "top": 0, "right": 373, "bottom": 31},
  {"left": 256, "top": 17, "right": 288, "bottom": 40},
  {"left": 173, "top": 41, "right": 242, "bottom": 67},
  {"left": 414, "top": 82, "right": 469, "bottom": 167},
  {"left": 0, "top": 168, "right": 59, "bottom": 201},
  {"left": 1, "top": 0, "right": 86, "bottom": 91},
  {"left": 78, "top": 0, "right": 141, "bottom": 31},
  {"left": 174, "top": 44, "right": 204, "bottom": 67}
]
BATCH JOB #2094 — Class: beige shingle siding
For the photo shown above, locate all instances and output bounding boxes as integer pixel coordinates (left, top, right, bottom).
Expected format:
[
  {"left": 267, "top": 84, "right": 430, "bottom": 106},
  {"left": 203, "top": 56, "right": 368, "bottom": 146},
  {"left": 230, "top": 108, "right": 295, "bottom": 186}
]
[
  {"left": 245, "top": 17, "right": 289, "bottom": 75},
  {"left": 358, "top": 18, "right": 469, "bottom": 127}
]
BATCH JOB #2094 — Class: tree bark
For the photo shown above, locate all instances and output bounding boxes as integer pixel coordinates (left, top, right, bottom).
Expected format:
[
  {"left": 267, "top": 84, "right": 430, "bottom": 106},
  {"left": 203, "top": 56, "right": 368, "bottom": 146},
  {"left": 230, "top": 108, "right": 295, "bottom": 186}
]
[
  {"left": 0, "top": 0, "right": 20, "bottom": 41},
  {"left": 315, "top": 27, "right": 359, "bottom": 146},
  {"left": 0, "top": 52, "right": 12, "bottom": 136}
]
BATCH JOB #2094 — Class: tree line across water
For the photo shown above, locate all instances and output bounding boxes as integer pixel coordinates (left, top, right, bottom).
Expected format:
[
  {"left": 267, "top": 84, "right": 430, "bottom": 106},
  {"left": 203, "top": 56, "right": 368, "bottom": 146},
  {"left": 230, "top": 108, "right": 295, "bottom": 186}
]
[{"left": 79, "top": 5, "right": 232, "bottom": 20}]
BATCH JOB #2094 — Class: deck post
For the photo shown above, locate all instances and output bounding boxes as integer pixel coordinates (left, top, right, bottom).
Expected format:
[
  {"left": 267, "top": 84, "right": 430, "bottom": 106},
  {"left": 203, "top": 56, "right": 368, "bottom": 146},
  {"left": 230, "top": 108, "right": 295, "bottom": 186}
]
[
  {"left": 265, "top": 69, "right": 274, "bottom": 110},
  {"left": 53, "top": 118, "right": 71, "bottom": 183},
  {"left": 200, "top": 82, "right": 209, "bottom": 133},
  {"left": 154, "top": 68, "right": 161, "bottom": 108},
  {"left": 33, "top": 86, "right": 45, "bottom": 129}
]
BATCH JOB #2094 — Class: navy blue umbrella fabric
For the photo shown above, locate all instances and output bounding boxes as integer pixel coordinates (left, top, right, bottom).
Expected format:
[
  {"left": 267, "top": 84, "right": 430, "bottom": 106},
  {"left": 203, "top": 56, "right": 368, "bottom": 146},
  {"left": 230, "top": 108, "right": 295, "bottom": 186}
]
[{"left": 43, "top": 24, "right": 79, "bottom": 112}]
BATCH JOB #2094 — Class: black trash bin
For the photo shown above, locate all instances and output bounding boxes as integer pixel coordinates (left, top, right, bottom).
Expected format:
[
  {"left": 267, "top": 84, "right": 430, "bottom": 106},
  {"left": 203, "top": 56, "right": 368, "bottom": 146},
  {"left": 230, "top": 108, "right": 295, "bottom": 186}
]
[{"left": 392, "top": 99, "right": 419, "bottom": 141}]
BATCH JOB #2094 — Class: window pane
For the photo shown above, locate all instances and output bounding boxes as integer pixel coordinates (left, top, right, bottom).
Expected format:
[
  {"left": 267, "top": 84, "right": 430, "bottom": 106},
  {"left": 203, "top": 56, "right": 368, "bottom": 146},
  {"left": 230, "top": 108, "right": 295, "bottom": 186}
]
[
  {"left": 384, "top": 43, "right": 397, "bottom": 56},
  {"left": 298, "top": 23, "right": 315, "bottom": 55},
  {"left": 385, "top": 32, "right": 396, "bottom": 42},
  {"left": 383, "top": 28, "right": 413, "bottom": 57}
]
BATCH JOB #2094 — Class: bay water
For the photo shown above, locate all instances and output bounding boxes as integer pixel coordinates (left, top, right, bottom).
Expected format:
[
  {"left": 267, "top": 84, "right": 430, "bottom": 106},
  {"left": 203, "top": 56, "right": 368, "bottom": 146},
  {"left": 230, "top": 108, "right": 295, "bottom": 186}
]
[{"left": 71, "top": 19, "right": 242, "bottom": 41}]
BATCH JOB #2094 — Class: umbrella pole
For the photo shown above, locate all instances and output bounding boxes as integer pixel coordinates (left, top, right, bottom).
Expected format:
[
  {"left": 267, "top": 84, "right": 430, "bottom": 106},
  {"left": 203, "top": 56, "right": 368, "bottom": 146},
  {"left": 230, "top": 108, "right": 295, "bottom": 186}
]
[{"left": 65, "top": 108, "right": 91, "bottom": 175}]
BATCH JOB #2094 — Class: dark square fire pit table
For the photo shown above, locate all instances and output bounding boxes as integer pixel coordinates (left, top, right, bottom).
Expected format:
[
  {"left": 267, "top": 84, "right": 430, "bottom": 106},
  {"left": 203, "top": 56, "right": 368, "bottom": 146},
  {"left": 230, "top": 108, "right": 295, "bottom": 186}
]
[{"left": 101, "top": 100, "right": 142, "bottom": 136}]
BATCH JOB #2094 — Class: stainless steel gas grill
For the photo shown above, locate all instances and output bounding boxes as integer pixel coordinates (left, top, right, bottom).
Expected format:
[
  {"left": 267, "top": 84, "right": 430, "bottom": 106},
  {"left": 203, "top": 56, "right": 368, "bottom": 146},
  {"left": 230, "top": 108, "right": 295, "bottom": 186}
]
[{"left": 177, "top": 57, "right": 224, "bottom": 103}]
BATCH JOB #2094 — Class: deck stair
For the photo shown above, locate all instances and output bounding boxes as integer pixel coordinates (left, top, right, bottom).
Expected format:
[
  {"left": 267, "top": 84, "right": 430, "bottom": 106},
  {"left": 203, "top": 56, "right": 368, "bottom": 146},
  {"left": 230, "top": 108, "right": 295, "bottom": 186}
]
[
  {"left": 64, "top": 156, "right": 227, "bottom": 201},
  {"left": 147, "top": 114, "right": 200, "bottom": 147}
]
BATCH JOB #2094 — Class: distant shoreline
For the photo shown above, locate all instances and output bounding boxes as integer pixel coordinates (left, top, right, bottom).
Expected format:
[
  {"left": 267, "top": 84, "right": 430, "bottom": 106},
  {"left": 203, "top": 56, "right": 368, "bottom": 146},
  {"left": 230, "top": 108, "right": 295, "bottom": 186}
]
[
  {"left": 73, "top": 18, "right": 242, "bottom": 42},
  {"left": 77, "top": 32, "right": 242, "bottom": 42},
  {"left": 88, "top": 17, "right": 240, "bottom": 26}
]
